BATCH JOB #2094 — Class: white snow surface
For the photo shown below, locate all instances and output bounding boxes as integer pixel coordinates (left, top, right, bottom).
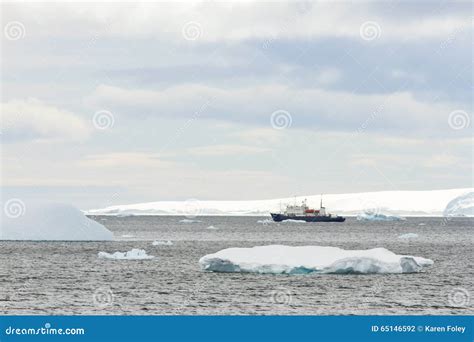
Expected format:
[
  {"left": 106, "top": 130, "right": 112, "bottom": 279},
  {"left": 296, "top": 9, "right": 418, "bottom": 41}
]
[
  {"left": 199, "top": 245, "right": 433, "bottom": 274},
  {"left": 87, "top": 188, "right": 473, "bottom": 217},
  {"left": 98, "top": 248, "right": 154, "bottom": 260},
  {"left": 1, "top": 202, "right": 113, "bottom": 241},
  {"left": 152, "top": 240, "right": 173, "bottom": 246}
]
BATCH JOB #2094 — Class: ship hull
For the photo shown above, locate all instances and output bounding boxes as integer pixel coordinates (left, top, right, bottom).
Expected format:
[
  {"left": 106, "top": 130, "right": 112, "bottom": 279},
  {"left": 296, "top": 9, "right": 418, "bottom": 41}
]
[{"left": 270, "top": 213, "right": 345, "bottom": 222}]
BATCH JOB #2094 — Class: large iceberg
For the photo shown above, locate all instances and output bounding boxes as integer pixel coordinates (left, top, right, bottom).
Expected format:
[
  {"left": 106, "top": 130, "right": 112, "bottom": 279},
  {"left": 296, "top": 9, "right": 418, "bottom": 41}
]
[
  {"left": 199, "top": 245, "right": 433, "bottom": 274},
  {"left": 1, "top": 202, "right": 113, "bottom": 241},
  {"left": 443, "top": 192, "right": 474, "bottom": 217},
  {"left": 98, "top": 248, "right": 154, "bottom": 260},
  {"left": 357, "top": 212, "right": 405, "bottom": 221}
]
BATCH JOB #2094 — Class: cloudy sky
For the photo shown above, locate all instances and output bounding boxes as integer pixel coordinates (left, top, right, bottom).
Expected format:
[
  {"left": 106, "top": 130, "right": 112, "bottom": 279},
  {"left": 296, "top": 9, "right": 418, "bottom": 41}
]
[{"left": 1, "top": 1, "right": 472, "bottom": 209}]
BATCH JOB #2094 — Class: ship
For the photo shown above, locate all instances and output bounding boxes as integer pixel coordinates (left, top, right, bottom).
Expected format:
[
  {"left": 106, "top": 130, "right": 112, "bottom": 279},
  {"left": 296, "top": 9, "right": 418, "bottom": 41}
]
[{"left": 270, "top": 196, "right": 345, "bottom": 222}]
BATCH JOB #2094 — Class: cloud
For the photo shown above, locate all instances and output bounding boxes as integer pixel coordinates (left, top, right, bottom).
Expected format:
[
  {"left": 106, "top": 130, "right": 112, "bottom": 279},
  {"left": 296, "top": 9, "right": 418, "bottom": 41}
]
[
  {"left": 89, "top": 83, "right": 466, "bottom": 137},
  {"left": 187, "top": 144, "right": 271, "bottom": 156},
  {"left": 0, "top": 98, "right": 91, "bottom": 142}
]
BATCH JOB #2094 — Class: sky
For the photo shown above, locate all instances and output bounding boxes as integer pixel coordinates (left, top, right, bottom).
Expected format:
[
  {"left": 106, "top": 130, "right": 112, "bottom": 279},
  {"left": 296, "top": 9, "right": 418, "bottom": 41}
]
[{"left": 1, "top": 1, "right": 473, "bottom": 209}]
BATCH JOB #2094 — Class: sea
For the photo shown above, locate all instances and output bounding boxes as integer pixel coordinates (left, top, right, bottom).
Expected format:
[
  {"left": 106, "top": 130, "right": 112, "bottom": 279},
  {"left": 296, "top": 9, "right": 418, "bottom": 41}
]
[{"left": 1, "top": 216, "right": 472, "bottom": 315}]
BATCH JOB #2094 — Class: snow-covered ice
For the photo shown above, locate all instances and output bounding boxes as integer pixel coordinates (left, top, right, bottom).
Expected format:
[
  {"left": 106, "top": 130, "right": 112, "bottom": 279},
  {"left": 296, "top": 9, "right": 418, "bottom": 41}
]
[
  {"left": 443, "top": 192, "right": 474, "bottom": 217},
  {"left": 199, "top": 245, "right": 433, "bottom": 274},
  {"left": 152, "top": 240, "right": 173, "bottom": 246},
  {"left": 98, "top": 248, "right": 155, "bottom": 260},
  {"left": 1, "top": 202, "right": 113, "bottom": 241},
  {"left": 398, "top": 233, "right": 419, "bottom": 239},
  {"left": 357, "top": 212, "right": 405, "bottom": 221},
  {"left": 87, "top": 188, "right": 473, "bottom": 217},
  {"left": 179, "top": 219, "right": 202, "bottom": 223}
]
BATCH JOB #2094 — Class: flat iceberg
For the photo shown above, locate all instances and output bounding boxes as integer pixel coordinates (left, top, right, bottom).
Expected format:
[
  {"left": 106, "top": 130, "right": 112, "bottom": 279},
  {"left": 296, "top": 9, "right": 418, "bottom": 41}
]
[
  {"left": 98, "top": 248, "right": 154, "bottom": 260},
  {"left": 199, "top": 245, "right": 433, "bottom": 274},
  {"left": 357, "top": 212, "right": 405, "bottom": 221},
  {"left": 152, "top": 240, "right": 173, "bottom": 246},
  {"left": 398, "top": 233, "right": 419, "bottom": 239},
  {"left": 1, "top": 202, "right": 113, "bottom": 241}
]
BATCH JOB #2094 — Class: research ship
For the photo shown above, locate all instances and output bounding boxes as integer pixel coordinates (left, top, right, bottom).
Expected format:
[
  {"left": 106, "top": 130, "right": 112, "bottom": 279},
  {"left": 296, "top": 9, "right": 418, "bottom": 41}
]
[{"left": 270, "top": 197, "right": 345, "bottom": 222}]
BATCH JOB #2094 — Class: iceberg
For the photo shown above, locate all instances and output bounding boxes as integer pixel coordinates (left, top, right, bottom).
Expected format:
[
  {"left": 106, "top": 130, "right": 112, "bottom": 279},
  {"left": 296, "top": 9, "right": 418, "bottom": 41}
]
[
  {"left": 357, "top": 212, "right": 405, "bottom": 221},
  {"left": 199, "top": 245, "right": 433, "bottom": 274},
  {"left": 179, "top": 219, "right": 202, "bottom": 223},
  {"left": 206, "top": 225, "right": 219, "bottom": 230},
  {"left": 121, "top": 234, "right": 135, "bottom": 238},
  {"left": 257, "top": 219, "right": 273, "bottom": 225},
  {"left": 152, "top": 240, "right": 173, "bottom": 246},
  {"left": 98, "top": 248, "right": 154, "bottom": 260},
  {"left": 398, "top": 233, "right": 419, "bottom": 239},
  {"left": 1, "top": 202, "right": 113, "bottom": 241},
  {"left": 443, "top": 192, "right": 474, "bottom": 217}
]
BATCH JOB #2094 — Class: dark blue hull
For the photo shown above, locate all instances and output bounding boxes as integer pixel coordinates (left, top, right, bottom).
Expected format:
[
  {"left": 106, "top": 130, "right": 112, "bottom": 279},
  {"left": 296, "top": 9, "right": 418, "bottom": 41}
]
[{"left": 270, "top": 213, "right": 345, "bottom": 222}]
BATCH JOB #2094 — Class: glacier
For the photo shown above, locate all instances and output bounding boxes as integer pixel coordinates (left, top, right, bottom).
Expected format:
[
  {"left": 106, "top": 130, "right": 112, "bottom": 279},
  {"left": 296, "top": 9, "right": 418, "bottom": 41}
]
[
  {"left": 87, "top": 188, "right": 473, "bottom": 217},
  {"left": 199, "top": 245, "right": 433, "bottom": 274},
  {"left": 1, "top": 202, "right": 113, "bottom": 241},
  {"left": 98, "top": 248, "right": 155, "bottom": 260},
  {"left": 443, "top": 192, "right": 474, "bottom": 217}
]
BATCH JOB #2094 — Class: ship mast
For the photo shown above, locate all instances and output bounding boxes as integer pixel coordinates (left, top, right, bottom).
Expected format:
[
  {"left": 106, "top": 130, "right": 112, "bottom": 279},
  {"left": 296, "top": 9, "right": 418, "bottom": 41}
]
[{"left": 320, "top": 194, "right": 323, "bottom": 209}]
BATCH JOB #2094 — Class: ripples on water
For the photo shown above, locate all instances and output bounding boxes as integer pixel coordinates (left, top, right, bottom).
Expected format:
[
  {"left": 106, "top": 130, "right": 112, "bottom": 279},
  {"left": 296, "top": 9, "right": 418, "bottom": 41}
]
[{"left": 0, "top": 216, "right": 472, "bottom": 315}]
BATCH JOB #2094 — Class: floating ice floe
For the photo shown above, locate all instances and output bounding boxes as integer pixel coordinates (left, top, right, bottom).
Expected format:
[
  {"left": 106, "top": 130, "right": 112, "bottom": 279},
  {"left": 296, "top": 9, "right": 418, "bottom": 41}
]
[
  {"left": 257, "top": 219, "right": 273, "bottom": 225},
  {"left": 179, "top": 219, "right": 202, "bottom": 223},
  {"left": 206, "top": 225, "right": 219, "bottom": 230},
  {"left": 98, "top": 248, "right": 155, "bottom": 260},
  {"left": 199, "top": 245, "right": 433, "bottom": 274},
  {"left": 121, "top": 234, "right": 135, "bottom": 238},
  {"left": 1, "top": 202, "right": 113, "bottom": 241},
  {"left": 398, "top": 233, "right": 419, "bottom": 239},
  {"left": 418, "top": 223, "right": 426, "bottom": 226},
  {"left": 357, "top": 212, "right": 406, "bottom": 221},
  {"left": 152, "top": 240, "right": 173, "bottom": 246}
]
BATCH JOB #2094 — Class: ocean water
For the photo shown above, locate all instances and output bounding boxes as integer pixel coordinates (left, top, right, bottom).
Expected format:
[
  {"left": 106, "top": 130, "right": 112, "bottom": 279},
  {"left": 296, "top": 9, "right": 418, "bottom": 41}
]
[{"left": 0, "top": 216, "right": 472, "bottom": 315}]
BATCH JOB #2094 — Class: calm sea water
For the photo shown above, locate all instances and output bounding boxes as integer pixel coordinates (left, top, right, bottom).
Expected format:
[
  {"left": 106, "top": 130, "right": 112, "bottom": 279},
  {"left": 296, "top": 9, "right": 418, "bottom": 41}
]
[{"left": 1, "top": 216, "right": 472, "bottom": 315}]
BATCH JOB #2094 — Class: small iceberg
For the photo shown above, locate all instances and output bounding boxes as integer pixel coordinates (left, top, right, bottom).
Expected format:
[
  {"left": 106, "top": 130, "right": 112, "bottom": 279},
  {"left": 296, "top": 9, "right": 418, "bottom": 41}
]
[
  {"left": 179, "top": 219, "right": 202, "bottom": 223},
  {"left": 98, "top": 248, "right": 155, "bottom": 260},
  {"left": 206, "top": 225, "right": 219, "bottom": 230},
  {"left": 121, "top": 234, "right": 135, "bottom": 238},
  {"left": 1, "top": 202, "right": 113, "bottom": 241},
  {"left": 199, "top": 245, "right": 433, "bottom": 274},
  {"left": 357, "top": 212, "right": 405, "bottom": 221},
  {"left": 418, "top": 223, "right": 426, "bottom": 226},
  {"left": 152, "top": 240, "right": 173, "bottom": 246},
  {"left": 398, "top": 233, "right": 419, "bottom": 239},
  {"left": 257, "top": 219, "right": 273, "bottom": 225}
]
